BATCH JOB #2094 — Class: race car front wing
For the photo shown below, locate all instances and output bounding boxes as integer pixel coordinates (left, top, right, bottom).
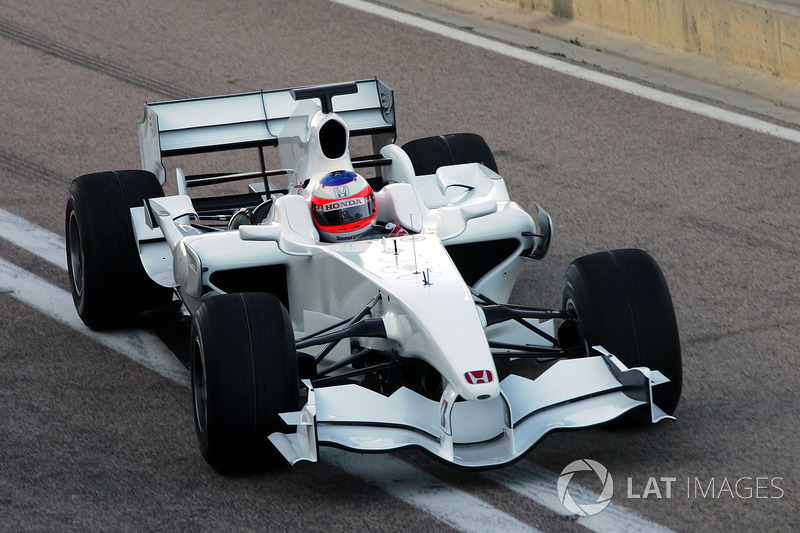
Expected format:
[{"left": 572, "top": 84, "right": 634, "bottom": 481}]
[{"left": 269, "top": 347, "right": 674, "bottom": 468}]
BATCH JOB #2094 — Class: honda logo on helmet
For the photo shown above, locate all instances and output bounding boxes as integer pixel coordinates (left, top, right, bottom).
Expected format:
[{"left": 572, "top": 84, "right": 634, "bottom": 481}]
[
  {"left": 464, "top": 370, "right": 493, "bottom": 385},
  {"left": 334, "top": 186, "right": 350, "bottom": 198},
  {"left": 321, "top": 196, "right": 366, "bottom": 212}
]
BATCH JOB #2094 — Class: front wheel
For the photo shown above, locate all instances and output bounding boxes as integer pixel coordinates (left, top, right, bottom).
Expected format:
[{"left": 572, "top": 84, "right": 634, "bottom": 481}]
[
  {"left": 191, "top": 292, "right": 299, "bottom": 474},
  {"left": 562, "top": 249, "right": 682, "bottom": 416}
]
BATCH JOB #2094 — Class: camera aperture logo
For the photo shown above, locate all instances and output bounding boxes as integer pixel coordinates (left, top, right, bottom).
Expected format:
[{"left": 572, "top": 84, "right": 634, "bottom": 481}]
[{"left": 558, "top": 459, "right": 614, "bottom": 516}]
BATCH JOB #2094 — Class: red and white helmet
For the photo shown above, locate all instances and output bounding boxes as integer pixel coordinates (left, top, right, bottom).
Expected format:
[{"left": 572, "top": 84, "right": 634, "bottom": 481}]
[{"left": 310, "top": 171, "right": 377, "bottom": 242}]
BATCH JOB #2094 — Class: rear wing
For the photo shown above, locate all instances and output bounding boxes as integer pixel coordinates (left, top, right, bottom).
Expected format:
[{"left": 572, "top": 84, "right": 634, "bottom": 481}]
[{"left": 138, "top": 79, "right": 396, "bottom": 184}]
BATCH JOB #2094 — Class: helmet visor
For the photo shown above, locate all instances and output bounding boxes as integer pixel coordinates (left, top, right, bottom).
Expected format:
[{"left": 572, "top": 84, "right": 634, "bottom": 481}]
[{"left": 312, "top": 193, "right": 376, "bottom": 230}]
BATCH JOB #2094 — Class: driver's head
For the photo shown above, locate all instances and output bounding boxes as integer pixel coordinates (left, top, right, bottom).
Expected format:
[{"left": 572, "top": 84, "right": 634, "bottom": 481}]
[{"left": 310, "top": 171, "right": 376, "bottom": 242}]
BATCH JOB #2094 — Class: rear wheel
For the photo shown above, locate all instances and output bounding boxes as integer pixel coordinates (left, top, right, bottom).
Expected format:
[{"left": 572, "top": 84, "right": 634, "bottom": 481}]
[
  {"left": 65, "top": 170, "right": 172, "bottom": 329},
  {"left": 562, "top": 249, "right": 682, "bottom": 415},
  {"left": 191, "top": 292, "right": 299, "bottom": 474},
  {"left": 402, "top": 133, "right": 498, "bottom": 176}
]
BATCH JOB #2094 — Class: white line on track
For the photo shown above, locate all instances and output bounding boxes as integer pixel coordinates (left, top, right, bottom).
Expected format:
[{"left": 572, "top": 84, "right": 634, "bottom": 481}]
[
  {"left": 0, "top": 207, "right": 542, "bottom": 533},
  {"left": 0, "top": 264, "right": 541, "bottom": 533},
  {"left": 0, "top": 255, "right": 189, "bottom": 386},
  {"left": 326, "top": 449, "right": 542, "bottom": 533},
  {"left": 329, "top": 0, "right": 800, "bottom": 145},
  {"left": 483, "top": 463, "right": 675, "bottom": 533},
  {"left": 0, "top": 209, "right": 188, "bottom": 383},
  {"left": 0, "top": 208, "right": 67, "bottom": 269},
  {"left": 0, "top": 207, "right": 673, "bottom": 532}
]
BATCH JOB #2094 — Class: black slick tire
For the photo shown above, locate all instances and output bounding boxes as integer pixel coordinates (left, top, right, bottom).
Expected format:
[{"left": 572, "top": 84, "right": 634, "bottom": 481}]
[
  {"left": 562, "top": 249, "right": 682, "bottom": 416},
  {"left": 190, "top": 292, "right": 299, "bottom": 474},
  {"left": 65, "top": 170, "right": 172, "bottom": 329},
  {"left": 402, "top": 133, "right": 498, "bottom": 176}
]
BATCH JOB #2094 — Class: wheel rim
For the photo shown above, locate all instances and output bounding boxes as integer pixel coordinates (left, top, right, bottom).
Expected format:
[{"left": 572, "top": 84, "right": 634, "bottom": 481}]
[
  {"left": 67, "top": 211, "right": 84, "bottom": 296},
  {"left": 564, "top": 297, "right": 590, "bottom": 357},
  {"left": 192, "top": 336, "right": 208, "bottom": 434}
]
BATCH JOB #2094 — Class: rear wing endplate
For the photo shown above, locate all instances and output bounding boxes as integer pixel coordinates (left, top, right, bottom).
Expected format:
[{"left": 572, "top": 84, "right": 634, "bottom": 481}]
[{"left": 138, "top": 79, "right": 395, "bottom": 184}]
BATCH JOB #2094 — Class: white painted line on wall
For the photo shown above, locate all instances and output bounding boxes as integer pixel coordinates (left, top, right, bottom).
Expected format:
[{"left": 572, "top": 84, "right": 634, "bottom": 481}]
[{"left": 330, "top": 0, "right": 800, "bottom": 145}]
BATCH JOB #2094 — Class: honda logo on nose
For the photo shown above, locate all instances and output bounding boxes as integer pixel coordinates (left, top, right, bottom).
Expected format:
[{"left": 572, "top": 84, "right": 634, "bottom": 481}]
[{"left": 464, "top": 370, "right": 493, "bottom": 385}]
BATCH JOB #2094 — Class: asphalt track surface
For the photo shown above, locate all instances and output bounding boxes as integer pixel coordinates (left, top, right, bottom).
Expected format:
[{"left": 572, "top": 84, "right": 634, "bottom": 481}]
[{"left": 0, "top": 1, "right": 798, "bottom": 531}]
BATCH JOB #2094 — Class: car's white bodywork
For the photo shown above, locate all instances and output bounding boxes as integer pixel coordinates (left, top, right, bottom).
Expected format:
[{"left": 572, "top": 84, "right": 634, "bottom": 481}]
[{"left": 132, "top": 79, "right": 674, "bottom": 468}]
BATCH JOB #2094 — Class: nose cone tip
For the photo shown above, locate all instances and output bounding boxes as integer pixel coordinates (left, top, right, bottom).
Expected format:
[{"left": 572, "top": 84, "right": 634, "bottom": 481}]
[{"left": 461, "top": 380, "right": 500, "bottom": 401}]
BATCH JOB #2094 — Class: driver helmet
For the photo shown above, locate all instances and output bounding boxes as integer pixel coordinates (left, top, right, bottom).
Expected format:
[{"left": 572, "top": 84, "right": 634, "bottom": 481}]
[{"left": 310, "top": 170, "right": 376, "bottom": 242}]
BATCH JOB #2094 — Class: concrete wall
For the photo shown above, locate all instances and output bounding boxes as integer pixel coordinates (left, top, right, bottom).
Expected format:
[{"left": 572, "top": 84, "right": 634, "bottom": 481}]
[{"left": 503, "top": 0, "right": 800, "bottom": 84}]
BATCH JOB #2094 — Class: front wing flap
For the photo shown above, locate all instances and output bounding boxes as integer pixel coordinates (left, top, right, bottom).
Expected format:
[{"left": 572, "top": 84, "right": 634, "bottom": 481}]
[{"left": 269, "top": 349, "right": 674, "bottom": 468}]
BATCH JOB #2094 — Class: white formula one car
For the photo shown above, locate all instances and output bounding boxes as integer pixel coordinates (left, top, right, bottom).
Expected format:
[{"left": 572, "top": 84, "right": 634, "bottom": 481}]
[{"left": 66, "top": 79, "right": 682, "bottom": 472}]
